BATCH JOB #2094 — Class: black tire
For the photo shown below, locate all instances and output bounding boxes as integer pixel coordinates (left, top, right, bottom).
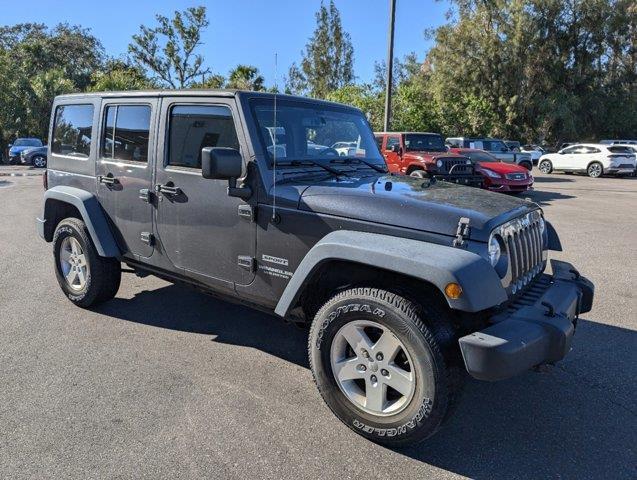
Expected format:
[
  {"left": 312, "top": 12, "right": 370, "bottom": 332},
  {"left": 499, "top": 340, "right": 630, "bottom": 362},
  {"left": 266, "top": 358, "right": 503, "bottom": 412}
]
[
  {"left": 520, "top": 161, "right": 532, "bottom": 171},
  {"left": 309, "top": 288, "right": 463, "bottom": 447},
  {"left": 31, "top": 155, "right": 47, "bottom": 168},
  {"left": 409, "top": 169, "right": 428, "bottom": 179},
  {"left": 52, "top": 218, "right": 121, "bottom": 308},
  {"left": 538, "top": 159, "right": 553, "bottom": 174},
  {"left": 587, "top": 162, "right": 603, "bottom": 178}
]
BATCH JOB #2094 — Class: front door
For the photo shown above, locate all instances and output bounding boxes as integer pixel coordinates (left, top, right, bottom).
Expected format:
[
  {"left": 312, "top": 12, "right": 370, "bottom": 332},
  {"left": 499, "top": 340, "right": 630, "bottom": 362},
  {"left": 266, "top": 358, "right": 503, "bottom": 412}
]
[
  {"left": 96, "top": 101, "right": 157, "bottom": 259},
  {"left": 383, "top": 135, "right": 402, "bottom": 173},
  {"left": 154, "top": 98, "right": 256, "bottom": 290}
]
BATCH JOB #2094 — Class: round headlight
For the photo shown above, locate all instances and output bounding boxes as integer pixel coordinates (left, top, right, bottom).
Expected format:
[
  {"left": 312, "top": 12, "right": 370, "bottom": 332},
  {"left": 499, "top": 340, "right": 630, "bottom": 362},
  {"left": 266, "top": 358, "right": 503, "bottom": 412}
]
[
  {"left": 488, "top": 235, "right": 501, "bottom": 267},
  {"left": 436, "top": 159, "right": 443, "bottom": 168},
  {"left": 466, "top": 159, "right": 471, "bottom": 165}
]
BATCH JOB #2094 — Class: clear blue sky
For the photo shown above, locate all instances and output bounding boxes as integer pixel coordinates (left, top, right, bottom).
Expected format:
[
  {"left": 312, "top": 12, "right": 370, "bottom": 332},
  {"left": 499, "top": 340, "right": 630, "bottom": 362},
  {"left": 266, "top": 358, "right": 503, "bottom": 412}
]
[{"left": 2, "top": 0, "right": 451, "bottom": 86}]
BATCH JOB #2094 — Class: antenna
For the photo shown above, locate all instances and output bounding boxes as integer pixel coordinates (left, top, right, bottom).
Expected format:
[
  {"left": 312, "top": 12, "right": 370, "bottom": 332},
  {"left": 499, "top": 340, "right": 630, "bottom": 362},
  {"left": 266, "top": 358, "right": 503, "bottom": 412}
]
[{"left": 272, "top": 53, "right": 278, "bottom": 220}]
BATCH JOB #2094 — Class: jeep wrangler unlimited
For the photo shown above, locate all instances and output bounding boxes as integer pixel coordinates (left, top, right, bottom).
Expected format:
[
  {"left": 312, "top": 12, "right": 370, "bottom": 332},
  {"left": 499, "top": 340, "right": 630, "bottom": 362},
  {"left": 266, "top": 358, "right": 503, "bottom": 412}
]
[{"left": 38, "top": 91, "right": 593, "bottom": 446}]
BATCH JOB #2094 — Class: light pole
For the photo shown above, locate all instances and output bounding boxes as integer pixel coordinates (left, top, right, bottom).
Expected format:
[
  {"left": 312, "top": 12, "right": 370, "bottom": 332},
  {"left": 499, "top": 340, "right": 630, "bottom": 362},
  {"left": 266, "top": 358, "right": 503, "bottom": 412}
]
[{"left": 383, "top": 0, "right": 396, "bottom": 132}]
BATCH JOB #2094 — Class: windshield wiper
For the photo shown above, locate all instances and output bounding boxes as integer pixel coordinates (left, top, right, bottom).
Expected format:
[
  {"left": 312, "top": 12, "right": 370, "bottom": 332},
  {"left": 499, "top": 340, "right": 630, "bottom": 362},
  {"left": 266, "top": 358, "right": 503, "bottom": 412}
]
[
  {"left": 275, "top": 159, "right": 350, "bottom": 177},
  {"left": 329, "top": 157, "right": 388, "bottom": 173}
]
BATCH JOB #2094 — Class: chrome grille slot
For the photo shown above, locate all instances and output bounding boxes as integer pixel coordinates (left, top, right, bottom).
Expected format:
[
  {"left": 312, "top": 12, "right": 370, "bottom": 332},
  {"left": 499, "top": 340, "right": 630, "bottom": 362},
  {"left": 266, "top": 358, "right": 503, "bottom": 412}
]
[
  {"left": 440, "top": 158, "right": 472, "bottom": 175},
  {"left": 493, "top": 211, "right": 546, "bottom": 293}
]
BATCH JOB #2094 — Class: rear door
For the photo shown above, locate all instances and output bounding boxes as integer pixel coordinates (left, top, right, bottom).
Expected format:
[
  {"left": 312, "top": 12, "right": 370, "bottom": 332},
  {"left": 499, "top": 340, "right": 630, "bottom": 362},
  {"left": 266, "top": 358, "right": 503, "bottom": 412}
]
[
  {"left": 96, "top": 100, "right": 157, "bottom": 259},
  {"left": 154, "top": 97, "right": 256, "bottom": 290}
]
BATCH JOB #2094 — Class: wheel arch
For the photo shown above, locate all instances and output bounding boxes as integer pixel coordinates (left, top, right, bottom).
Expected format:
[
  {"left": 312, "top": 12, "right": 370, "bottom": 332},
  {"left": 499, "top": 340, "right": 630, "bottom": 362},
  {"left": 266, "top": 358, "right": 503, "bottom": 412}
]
[
  {"left": 274, "top": 230, "right": 507, "bottom": 319},
  {"left": 39, "top": 186, "right": 121, "bottom": 257},
  {"left": 405, "top": 163, "right": 425, "bottom": 175}
]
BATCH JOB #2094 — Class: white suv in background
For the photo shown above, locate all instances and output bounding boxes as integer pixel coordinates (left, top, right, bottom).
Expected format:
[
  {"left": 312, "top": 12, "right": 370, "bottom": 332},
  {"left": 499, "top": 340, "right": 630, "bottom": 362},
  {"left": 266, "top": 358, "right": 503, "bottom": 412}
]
[{"left": 538, "top": 143, "right": 636, "bottom": 178}]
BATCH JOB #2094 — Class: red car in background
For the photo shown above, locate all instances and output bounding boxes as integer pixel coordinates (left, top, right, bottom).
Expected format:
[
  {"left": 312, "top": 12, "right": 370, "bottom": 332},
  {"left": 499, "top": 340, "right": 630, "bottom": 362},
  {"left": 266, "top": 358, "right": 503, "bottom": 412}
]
[{"left": 449, "top": 148, "right": 533, "bottom": 193}]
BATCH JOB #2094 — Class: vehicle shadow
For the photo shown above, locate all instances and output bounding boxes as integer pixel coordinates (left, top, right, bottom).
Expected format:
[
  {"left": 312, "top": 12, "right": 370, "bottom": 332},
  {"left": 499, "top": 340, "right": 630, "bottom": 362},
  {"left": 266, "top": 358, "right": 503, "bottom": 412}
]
[
  {"left": 524, "top": 189, "right": 577, "bottom": 206},
  {"left": 532, "top": 175, "right": 575, "bottom": 183},
  {"left": 96, "top": 283, "right": 310, "bottom": 368},
  {"left": 398, "top": 317, "right": 637, "bottom": 479},
  {"left": 97, "top": 285, "right": 636, "bottom": 479}
]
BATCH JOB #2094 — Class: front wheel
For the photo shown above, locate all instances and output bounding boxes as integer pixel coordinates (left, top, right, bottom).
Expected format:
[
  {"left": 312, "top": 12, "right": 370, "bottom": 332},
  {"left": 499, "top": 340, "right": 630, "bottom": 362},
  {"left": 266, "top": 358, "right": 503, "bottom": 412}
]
[
  {"left": 538, "top": 159, "right": 553, "bottom": 174},
  {"left": 587, "top": 162, "right": 603, "bottom": 178},
  {"left": 409, "top": 169, "right": 428, "bottom": 179},
  {"left": 53, "top": 218, "right": 121, "bottom": 308},
  {"left": 309, "top": 288, "right": 463, "bottom": 447}
]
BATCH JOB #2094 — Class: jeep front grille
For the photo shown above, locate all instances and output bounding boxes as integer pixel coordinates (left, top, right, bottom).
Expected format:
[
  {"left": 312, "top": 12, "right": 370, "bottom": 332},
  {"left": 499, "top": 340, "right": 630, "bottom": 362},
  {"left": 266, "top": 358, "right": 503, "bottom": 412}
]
[
  {"left": 439, "top": 157, "right": 473, "bottom": 175},
  {"left": 493, "top": 211, "right": 546, "bottom": 294}
]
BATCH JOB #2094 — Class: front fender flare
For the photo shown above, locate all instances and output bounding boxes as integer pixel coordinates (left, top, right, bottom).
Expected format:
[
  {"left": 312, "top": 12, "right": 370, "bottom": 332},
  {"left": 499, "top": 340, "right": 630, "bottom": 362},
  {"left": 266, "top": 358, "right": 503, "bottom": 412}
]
[
  {"left": 274, "top": 230, "right": 507, "bottom": 317},
  {"left": 38, "top": 186, "right": 121, "bottom": 257}
]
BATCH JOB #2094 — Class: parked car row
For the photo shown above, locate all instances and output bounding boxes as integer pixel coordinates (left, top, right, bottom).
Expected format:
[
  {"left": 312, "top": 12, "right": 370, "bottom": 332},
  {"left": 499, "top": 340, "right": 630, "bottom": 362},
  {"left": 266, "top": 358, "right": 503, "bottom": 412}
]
[{"left": 375, "top": 132, "right": 534, "bottom": 194}]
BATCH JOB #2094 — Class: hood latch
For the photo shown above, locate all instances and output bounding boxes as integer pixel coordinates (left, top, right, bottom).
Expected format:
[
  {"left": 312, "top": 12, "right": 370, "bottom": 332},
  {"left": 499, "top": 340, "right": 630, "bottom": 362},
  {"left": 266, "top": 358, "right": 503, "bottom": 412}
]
[{"left": 452, "top": 217, "right": 471, "bottom": 248}]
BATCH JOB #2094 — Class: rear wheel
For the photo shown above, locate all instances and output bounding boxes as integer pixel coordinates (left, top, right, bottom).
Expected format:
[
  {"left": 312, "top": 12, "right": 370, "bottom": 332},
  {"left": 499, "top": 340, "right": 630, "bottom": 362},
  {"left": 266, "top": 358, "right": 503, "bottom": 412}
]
[
  {"left": 309, "top": 288, "right": 463, "bottom": 447},
  {"left": 520, "top": 161, "right": 532, "bottom": 171},
  {"left": 539, "top": 159, "right": 553, "bottom": 174},
  {"left": 32, "top": 155, "right": 47, "bottom": 168},
  {"left": 587, "top": 162, "right": 603, "bottom": 178},
  {"left": 53, "top": 218, "right": 121, "bottom": 308}
]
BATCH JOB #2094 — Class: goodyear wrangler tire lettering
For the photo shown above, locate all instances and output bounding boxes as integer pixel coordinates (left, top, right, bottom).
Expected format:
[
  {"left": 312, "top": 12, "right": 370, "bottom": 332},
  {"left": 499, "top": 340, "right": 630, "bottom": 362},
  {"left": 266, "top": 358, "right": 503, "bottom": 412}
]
[{"left": 308, "top": 287, "right": 464, "bottom": 447}]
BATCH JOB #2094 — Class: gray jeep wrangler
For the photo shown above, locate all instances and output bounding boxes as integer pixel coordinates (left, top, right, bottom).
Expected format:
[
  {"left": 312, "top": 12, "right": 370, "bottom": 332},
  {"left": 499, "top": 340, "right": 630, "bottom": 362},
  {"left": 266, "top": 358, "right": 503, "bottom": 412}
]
[{"left": 37, "top": 91, "right": 594, "bottom": 446}]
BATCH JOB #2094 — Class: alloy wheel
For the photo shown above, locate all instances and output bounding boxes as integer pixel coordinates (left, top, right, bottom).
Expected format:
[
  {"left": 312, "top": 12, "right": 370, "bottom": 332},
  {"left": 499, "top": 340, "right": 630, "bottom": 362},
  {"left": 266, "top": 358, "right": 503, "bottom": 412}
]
[
  {"left": 588, "top": 163, "right": 602, "bottom": 178},
  {"left": 330, "top": 320, "right": 416, "bottom": 416},
  {"left": 33, "top": 155, "right": 46, "bottom": 168},
  {"left": 59, "top": 237, "right": 89, "bottom": 291}
]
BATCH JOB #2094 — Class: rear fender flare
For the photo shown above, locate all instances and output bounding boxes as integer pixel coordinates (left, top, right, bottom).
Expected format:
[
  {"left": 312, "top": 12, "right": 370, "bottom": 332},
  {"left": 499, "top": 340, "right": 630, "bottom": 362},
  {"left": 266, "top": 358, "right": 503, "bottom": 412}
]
[
  {"left": 274, "top": 230, "right": 507, "bottom": 318},
  {"left": 39, "top": 186, "right": 121, "bottom": 257}
]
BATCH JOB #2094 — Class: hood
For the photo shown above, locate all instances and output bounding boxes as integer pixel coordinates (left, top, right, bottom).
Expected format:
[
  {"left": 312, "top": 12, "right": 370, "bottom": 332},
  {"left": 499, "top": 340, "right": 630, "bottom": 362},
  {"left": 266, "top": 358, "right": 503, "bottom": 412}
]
[
  {"left": 297, "top": 174, "right": 538, "bottom": 242},
  {"left": 477, "top": 162, "right": 528, "bottom": 174},
  {"left": 9, "top": 145, "right": 32, "bottom": 155}
]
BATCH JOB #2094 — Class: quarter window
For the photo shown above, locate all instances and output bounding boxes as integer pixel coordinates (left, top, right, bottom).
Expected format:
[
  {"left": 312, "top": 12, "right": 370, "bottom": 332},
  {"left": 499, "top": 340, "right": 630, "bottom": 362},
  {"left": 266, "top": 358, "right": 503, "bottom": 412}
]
[
  {"left": 168, "top": 105, "right": 239, "bottom": 169},
  {"left": 52, "top": 104, "right": 94, "bottom": 158},
  {"left": 102, "top": 105, "right": 151, "bottom": 162}
]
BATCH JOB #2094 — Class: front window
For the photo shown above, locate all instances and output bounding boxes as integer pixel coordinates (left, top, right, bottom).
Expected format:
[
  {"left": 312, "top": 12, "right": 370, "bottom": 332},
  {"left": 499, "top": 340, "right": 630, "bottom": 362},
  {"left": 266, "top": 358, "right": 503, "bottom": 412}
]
[
  {"left": 404, "top": 134, "right": 446, "bottom": 152},
  {"left": 14, "top": 138, "right": 42, "bottom": 147},
  {"left": 251, "top": 99, "right": 384, "bottom": 166},
  {"left": 483, "top": 140, "right": 507, "bottom": 152},
  {"left": 167, "top": 105, "right": 239, "bottom": 169}
]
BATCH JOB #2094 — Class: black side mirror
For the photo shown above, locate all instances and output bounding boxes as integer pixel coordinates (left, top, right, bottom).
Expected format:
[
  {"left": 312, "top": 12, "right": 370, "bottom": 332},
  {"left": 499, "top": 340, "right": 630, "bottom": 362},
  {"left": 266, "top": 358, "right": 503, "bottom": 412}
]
[
  {"left": 391, "top": 144, "right": 401, "bottom": 153},
  {"left": 201, "top": 147, "right": 251, "bottom": 199}
]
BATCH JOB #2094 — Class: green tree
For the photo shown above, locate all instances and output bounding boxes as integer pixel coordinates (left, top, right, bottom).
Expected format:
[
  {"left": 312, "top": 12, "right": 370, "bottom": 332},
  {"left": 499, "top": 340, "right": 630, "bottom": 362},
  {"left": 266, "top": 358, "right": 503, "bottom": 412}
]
[
  {"left": 89, "top": 59, "right": 153, "bottom": 92},
  {"left": 0, "top": 23, "right": 103, "bottom": 154},
  {"left": 287, "top": 0, "right": 354, "bottom": 98},
  {"left": 226, "top": 64, "right": 265, "bottom": 91},
  {"left": 128, "top": 6, "right": 211, "bottom": 88}
]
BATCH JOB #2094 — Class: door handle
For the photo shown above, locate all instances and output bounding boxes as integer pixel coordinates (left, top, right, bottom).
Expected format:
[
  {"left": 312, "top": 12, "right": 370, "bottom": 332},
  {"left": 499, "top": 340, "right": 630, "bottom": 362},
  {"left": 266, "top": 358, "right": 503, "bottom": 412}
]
[
  {"left": 98, "top": 173, "right": 118, "bottom": 185},
  {"left": 156, "top": 183, "right": 180, "bottom": 195}
]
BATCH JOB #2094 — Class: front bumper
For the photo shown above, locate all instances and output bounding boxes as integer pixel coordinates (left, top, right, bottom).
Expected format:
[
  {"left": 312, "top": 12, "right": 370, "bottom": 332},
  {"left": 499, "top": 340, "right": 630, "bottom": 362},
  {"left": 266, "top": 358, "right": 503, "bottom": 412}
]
[
  {"left": 431, "top": 173, "right": 484, "bottom": 187},
  {"left": 458, "top": 260, "right": 594, "bottom": 381}
]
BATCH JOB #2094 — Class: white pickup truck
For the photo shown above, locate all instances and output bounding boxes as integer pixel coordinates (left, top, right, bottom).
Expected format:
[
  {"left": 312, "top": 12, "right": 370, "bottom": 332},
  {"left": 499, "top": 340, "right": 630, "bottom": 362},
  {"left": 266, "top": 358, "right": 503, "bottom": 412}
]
[{"left": 446, "top": 137, "right": 533, "bottom": 170}]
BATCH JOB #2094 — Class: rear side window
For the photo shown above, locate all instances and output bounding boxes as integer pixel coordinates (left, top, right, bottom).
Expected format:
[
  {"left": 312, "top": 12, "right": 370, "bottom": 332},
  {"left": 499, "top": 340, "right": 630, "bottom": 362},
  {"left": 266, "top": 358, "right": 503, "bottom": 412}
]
[
  {"left": 608, "top": 146, "right": 633, "bottom": 154},
  {"left": 168, "top": 105, "right": 239, "bottom": 169},
  {"left": 102, "top": 105, "right": 151, "bottom": 162},
  {"left": 52, "top": 104, "right": 94, "bottom": 158}
]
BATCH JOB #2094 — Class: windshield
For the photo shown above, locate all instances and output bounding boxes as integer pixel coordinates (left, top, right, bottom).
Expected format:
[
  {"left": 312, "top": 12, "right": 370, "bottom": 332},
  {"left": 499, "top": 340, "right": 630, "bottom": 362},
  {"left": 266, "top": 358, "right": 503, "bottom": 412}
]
[
  {"left": 404, "top": 134, "right": 446, "bottom": 152},
  {"left": 14, "top": 138, "right": 42, "bottom": 147},
  {"left": 466, "top": 151, "right": 498, "bottom": 162},
  {"left": 251, "top": 99, "right": 384, "bottom": 166}
]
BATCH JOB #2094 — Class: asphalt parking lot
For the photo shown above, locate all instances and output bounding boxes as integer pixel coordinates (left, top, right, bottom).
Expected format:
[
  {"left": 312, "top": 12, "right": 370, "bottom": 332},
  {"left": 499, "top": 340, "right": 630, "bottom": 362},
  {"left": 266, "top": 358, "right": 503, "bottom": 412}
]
[{"left": 0, "top": 168, "right": 635, "bottom": 479}]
